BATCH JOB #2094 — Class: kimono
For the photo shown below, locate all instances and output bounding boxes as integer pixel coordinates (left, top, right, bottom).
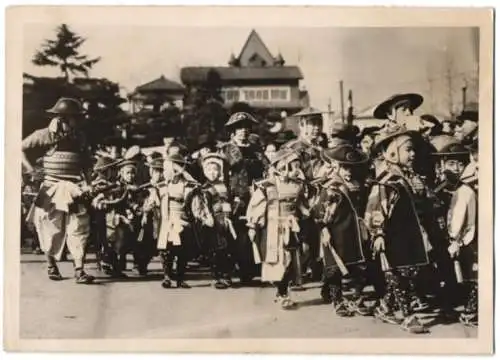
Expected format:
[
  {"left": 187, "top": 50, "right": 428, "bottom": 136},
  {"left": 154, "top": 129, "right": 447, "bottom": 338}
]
[
  {"left": 219, "top": 140, "right": 268, "bottom": 282},
  {"left": 191, "top": 181, "right": 236, "bottom": 281},
  {"left": 246, "top": 177, "right": 309, "bottom": 285},
  {"left": 449, "top": 162, "right": 478, "bottom": 318},
  {"left": 157, "top": 175, "right": 198, "bottom": 283},
  {"left": 105, "top": 181, "right": 147, "bottom": 272},
  {"left": 311, "top": 176, "right": 370, "bottom": 304},
  {"left": 364, "top": 165, "right": 433, "bottom": 318}
]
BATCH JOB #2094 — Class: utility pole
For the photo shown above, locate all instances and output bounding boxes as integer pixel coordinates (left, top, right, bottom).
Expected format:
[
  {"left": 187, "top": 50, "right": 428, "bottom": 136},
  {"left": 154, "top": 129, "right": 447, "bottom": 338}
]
[
  {"left": 425, "top": 61, "right": 435, "bottom": 113},
  {"left": 347, "top": 90, "right": 354, "bottom": 125},
  {"left": 462, "top": 82, "right": 467, "bottom": 111},
  {"left": 339, "top": 80, "right": 345, "bottom": 123},
  {"left": 327, "top": 98, "right": 332, "bottom": 134},
  {"left": 445, "top": 53, "right": 454, "bottom": 117}
]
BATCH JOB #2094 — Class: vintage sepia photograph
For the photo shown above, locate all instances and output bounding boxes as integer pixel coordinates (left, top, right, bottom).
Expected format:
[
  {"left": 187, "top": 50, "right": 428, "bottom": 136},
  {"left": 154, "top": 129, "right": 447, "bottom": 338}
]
[{"left": 4, "top": 6, "right": 494, "bottom": 354}]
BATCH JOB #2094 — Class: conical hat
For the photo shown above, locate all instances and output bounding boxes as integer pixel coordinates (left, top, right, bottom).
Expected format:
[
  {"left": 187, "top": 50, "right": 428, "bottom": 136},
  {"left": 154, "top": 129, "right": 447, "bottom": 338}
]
[
  {"left": 373, "top": 93, "right": 423, "bottom": 120},
  {"left": 372, "top": 123, "right": 419, "bottom": 152},
  {"left": 322, "top": 144, "right": 369, "bottom": 165},
  {"left": 430, "top": 135, "right": 469, "bottom": 156}
]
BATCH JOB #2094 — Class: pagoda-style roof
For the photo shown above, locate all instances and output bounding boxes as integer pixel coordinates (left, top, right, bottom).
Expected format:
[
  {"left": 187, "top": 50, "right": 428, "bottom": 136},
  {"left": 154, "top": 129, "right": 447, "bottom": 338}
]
[
  {"left": 135, "top": 75, "right": 184, "bottom": 93},
  {"left": 181, "top": 66, "right": 303, "bottom": 84}
]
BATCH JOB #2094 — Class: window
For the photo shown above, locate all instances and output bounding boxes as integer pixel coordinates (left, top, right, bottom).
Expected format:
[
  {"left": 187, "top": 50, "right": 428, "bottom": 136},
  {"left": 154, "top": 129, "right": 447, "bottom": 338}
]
[
  {"left": 271, "top": 88, "right": 289, "bottom": 100},
  {"left": 224, "top": 89, "right": 239, "bottom": 102},
  {"left": 244, "top": 90, "right": 256, "bottom": 101}
]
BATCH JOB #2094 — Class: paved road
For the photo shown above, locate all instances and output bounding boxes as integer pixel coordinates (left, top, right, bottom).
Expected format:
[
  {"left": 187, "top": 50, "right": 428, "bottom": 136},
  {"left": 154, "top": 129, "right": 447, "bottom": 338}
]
[{"left": 20, "top": 253, "right": 477, "bottom": 339}]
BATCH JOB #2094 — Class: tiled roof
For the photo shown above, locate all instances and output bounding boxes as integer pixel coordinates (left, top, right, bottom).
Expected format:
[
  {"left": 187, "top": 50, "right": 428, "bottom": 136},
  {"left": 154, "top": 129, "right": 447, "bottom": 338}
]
[
  {"left": 181, "top": 66, "right": 303, "bottom": 84},
  {"left": 135, "top": 75, "right": 184, "bottom": 92}
]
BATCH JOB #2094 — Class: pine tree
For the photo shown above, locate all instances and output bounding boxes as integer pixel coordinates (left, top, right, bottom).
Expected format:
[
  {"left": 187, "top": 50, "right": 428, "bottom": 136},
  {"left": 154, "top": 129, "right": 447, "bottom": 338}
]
[{"left": 32, "top": 24, "right": 101, "bottom": 82}]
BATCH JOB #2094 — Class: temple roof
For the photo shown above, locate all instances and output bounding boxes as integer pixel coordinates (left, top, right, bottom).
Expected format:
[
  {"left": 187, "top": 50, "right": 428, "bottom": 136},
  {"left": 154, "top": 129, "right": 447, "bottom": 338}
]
[{"left": 135, "top": 75, "right": 184, "bottom": 93}]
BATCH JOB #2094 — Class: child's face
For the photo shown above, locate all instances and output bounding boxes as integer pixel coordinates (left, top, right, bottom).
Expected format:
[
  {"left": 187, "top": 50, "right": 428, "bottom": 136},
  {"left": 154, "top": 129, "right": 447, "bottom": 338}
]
[
  {"left": 338, "top": 164, "right": 353, "bottom": 183},
  {"left": 149, "top": 168, "right": 163, "bottom": 184},
  {"left": 443, "top": 158, "right": 466, "bottom": 177},
  {"left": 287, "top": 159, "right": 302, "bottom": 179},
  {"left": 121, "top": 166, "right": 136, "bottom": 184},
  {"left": 204, "top": 163, "right": 221, "bottom": 182},
  {"left": 397, "top": 141, "right": 416, "bottom": 168},
  {"left": 360, "top": 135, "right": 374, "bottom": 154}
]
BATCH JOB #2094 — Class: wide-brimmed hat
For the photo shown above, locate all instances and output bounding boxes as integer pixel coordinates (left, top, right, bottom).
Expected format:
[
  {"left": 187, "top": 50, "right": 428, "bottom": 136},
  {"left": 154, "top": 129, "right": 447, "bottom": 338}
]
[
  {"left": 358, "top": 126, "right": 382, "bottom": 140},
  {"left": 145, "top": 151, "right": 164, "bottom": 169},
  {"left": 430, "top": 135, "right": 469, "bottom": 156},
  {"left": 322, "top": 144, "right": 369, "bottom": 165},
  {"left": 93, "top": 156, "right": 115, "bottom": 172},
  {"left": 420, "top": 114, "right": 441, "bottom": 128},
  {"left": 274, "top": 130, "right": 296, "bottom": 145},
  {"left": 225, "top": 112, "right": 259, "bottom": 128},
  {"left": 372, "top": 123, "right": 419, "bottom": 152},
  {"left": 330, "top": 122, "right": 358, "bottom": 139},
  {"left": 164, "top": 152, "right": 190, "bottom": 165},
  {"left": 373, "top": 93, "right": 424, "bottom": 120},
  {"left": 290, "top": 107, "right": 324, "bottom": 119},
  {"left": 456, "top": 102, "right": 479, "bottom": 122},
  {"left": 47, "top": 97, "right": 85, "bottom": 115}
]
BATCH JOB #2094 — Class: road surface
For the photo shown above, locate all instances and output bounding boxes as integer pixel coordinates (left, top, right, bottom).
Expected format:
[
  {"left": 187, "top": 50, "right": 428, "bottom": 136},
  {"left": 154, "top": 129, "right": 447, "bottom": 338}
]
[{"left": 20, "top": 252, "right": 477, "bottom": 339}]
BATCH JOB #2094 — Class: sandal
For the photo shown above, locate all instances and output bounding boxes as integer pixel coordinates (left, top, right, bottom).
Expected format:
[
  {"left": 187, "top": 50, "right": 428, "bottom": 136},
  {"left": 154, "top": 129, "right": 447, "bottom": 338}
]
[
  {"left": 275, "top": 295, "right": 297, "bottom": 310},
  {"left": 214, "top": 279, "right": 228, "bottom": 290},
  {"left": 334, "top": 301, "right": 353, "bottom": 317},
  {"left": 48, "top": 266, "right": 63, "bottom": 281},
  {"left": 177, "top": 281, "right": 191, "bottom": 289},
  {"left": 411, "top": 297, "right": 430, "bottom": 312},
  {"left": 459, "top": 313, "right": 478, "bottom": 327},
  {"left": 348, "top": 298, "right": 372, "bottom": 316},
  {"left": 401, "top": 315, "right": 429, "bottom": 334},
  {"left": 373, "top": 305, "right": 402, "bottom": 325},
  {"left": 75, "top": 270, "right": 95, "bottom": 284},
  {"left": 161, "top": 278, "right": 172, "bottom": 289}
]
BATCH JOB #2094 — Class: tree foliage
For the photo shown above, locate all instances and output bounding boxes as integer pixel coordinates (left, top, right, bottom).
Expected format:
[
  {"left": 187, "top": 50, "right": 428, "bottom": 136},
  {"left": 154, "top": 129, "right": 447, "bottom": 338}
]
[
  {"left": 32, "top": 24, "right": 101, "bottom": 81},
  {"left": 182, "top": 69, "right": 228, "bottom": 150}
]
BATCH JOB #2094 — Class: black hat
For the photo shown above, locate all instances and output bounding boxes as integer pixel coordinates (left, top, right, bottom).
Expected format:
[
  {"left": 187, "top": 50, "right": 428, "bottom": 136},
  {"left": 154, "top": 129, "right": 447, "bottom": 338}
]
[
  {"left": 145, "top": 151, "right": 164, "bottom": 169},
  {"left": 330, "top": 122, "right": 357, "bottom": 139},
  {"left": 420, "top": 114, "right": 441, "bottom": 128},
  {"left": 322, "top": 144, "right": 369, "bottom": 165},
  {"left": 47, "top": 97, "right": 85, "bottom": 115},
  {"left": 225, "top": 112, "right": 259, "bottom": 128},
  {"left": 274, "top": 130, "right": 296, "bottom": 145},
  {"left": 430, "top": 135, "right": 469, "bottom": 156},
  {"left": 456, "top": 102, "right": 478, "bottom": 122},
  {"left": 359, "top": 126, "right": 382, "bottom": 140},
  {"left": 373, "top": 93, "right": 423, "bottom": 120},
  {"left": 164, "top": 152, "right": 190, "bottom": 165}
]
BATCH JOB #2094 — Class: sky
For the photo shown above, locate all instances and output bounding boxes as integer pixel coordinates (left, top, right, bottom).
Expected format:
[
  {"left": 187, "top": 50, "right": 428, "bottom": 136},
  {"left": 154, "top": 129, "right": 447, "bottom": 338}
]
[{"left": 23, "top": 24, "right": 479, "bottom": 119}]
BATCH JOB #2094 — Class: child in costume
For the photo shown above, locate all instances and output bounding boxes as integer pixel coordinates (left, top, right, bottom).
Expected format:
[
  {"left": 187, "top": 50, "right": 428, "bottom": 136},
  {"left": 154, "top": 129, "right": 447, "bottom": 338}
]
[
  {"left": 104, "top": 154, "right": 147, "bottom": 275},
  {"left": 89, "top": 155, "right": 121, "bottom": 276},
  {"left": 246, "top": 148, "right": 310, "bottom": 309},
  {"left": 365, "top": 123, "right": 436, "bottom": 334},
  {"left": 135, "top": 152, "right": 164, "bottom": 276},
  {"left": 429, "top": 135, "right": 472, "bottom": 320},
  {"left": 190, "top": 152, "right": 236, "bottom": 289},
  {"left": 157, "top": 153, "right": 199, "bottom": 289},
  {"left": 311, "top": 144, "right": 372, "bottom": 317},
  {"left": 448, "top": 138, "right": 478, "bottom": 327}
]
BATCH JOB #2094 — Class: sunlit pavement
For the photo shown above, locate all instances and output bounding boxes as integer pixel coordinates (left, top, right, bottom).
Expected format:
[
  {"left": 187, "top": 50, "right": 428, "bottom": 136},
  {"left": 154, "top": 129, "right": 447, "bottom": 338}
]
[{"left": 20, "top": 252, "right": 477, "bottom": 339}]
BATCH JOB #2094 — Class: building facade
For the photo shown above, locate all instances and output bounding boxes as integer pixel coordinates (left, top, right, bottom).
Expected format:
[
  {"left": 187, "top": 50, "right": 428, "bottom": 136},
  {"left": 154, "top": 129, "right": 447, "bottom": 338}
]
[{"left": 180, "top": 30, "right": 310, "bottom": 123}]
